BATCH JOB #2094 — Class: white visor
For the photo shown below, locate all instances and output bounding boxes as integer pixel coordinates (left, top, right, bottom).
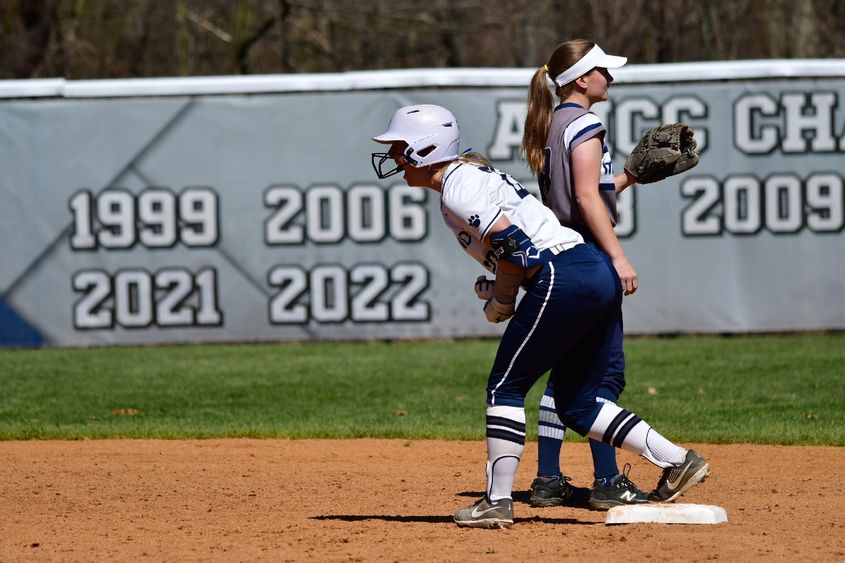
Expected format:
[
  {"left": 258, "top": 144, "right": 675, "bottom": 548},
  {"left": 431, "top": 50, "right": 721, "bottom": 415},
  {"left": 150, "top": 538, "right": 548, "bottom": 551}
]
[{"left": 552, "top": 45, "right": 627, "bottom": 87}]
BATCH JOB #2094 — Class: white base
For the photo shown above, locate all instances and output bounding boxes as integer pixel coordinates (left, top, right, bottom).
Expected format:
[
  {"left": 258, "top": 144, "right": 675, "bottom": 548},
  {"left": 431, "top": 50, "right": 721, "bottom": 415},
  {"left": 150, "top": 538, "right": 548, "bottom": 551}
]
[{"left": 605, "top": 503, "right": 728, "bottom": 525}]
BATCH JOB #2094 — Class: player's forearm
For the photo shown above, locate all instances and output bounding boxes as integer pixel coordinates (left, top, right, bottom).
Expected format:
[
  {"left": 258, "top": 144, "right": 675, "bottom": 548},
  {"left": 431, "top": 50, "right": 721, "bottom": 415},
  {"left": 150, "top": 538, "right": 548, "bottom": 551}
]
[
  {"left": 614, "top": 170, "right": 637, "bottom": 194},
  {"left": 585, "top": 215, "right": 626, "bottom": 261},
  {"left": 576, "top": 190, "right": 626, "bottom": 260},
  {"left": 493, "top": 268, "right": 523, "bottom": 304}
]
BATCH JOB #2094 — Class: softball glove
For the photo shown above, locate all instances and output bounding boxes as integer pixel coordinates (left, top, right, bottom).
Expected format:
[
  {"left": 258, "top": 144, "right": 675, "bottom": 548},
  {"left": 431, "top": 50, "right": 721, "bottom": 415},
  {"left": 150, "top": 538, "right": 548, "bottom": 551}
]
[{"left": 624, "top": 123, "right": 700, "bottom": 184}]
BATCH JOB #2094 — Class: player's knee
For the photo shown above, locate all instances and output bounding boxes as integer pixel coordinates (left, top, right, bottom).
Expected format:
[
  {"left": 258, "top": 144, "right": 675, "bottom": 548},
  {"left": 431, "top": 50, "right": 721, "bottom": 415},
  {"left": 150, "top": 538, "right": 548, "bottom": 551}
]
[
  {"left": 485, "top": 389, "right": 525, "bottom": 408},
  {"left": 558, "top": 406, "right": 595, "bottom": 436},
  {"left": 597, "top": 383, "right": 623, "bottom": 402}
]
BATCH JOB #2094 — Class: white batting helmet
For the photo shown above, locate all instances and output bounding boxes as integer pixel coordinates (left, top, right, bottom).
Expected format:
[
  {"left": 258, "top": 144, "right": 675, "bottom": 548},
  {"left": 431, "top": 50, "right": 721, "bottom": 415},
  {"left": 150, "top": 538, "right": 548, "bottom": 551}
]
[{"left": 371, "top": 104, "right": 461, "bottom": 178}]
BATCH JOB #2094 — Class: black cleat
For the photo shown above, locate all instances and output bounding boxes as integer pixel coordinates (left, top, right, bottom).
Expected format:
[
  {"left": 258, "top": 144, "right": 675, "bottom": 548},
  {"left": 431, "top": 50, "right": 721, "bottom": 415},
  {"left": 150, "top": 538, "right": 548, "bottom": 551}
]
[
  {"left": 650, "top": 449, "right": 710, "bottom": 502},
  {"left": 454, "top": 496, "right": 514, "bottom": 528},
  {"left": 588, "top": 464, "right": 650, "bottom": 510},
  {"left": 530, "top": 474, "right": 591, "bottom": 508}
]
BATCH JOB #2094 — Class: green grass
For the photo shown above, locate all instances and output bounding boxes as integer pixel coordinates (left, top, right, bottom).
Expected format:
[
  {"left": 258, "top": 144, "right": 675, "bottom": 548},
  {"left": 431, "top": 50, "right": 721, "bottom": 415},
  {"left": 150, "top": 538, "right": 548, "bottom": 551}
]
[{"left": 0, "top": 334, "right": 843, "bottom": 444}]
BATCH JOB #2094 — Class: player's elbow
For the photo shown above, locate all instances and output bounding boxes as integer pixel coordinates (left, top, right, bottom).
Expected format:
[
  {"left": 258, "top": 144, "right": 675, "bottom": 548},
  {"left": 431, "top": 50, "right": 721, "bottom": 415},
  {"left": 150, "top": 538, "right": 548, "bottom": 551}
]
[
  {"left": 497, "top": 260, "right": 523, "bottom": 275},
  {"left": 574, "top": 186, "right": 598, "bottom": 208}
]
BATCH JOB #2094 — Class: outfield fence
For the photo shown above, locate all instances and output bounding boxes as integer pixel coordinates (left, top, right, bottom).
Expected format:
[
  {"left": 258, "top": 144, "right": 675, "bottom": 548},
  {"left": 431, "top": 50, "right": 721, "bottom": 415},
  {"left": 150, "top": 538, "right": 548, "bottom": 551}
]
[{"left": 2, "top": 61, "right": 844, "bottom": 347}]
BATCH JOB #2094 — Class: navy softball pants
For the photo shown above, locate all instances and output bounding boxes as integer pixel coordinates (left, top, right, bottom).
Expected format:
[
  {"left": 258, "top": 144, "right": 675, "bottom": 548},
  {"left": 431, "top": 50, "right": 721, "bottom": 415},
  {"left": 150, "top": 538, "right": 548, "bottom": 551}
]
[{"left": 486, "top": 243, "right": 622, "bottom": 436}]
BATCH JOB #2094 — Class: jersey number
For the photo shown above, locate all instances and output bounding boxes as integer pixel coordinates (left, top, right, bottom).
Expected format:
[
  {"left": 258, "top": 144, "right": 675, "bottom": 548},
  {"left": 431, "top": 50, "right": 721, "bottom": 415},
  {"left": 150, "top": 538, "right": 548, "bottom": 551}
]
[{"left": 478, "top": 166, "right": 530, "bottom": 199}]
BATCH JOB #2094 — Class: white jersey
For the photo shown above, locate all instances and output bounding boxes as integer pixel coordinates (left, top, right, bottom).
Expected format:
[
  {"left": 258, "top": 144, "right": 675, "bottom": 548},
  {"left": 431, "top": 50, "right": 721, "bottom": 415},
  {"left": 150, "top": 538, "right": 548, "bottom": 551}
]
[{"left": 439, "top": 161, "right": 583, "bottom": 275}]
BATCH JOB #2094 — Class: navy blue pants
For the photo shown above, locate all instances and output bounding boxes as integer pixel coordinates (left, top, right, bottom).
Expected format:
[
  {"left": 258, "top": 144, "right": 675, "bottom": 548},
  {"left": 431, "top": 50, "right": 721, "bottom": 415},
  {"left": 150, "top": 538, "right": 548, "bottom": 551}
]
[
  {"left": 577, "top": 234, "right": 626, "bottom": 398},
  {"left": 486, "top": 243, "right": 622, "bottom": 435},
  {"left": 582, "top": 235, "right": 626, "bottom": 399}
]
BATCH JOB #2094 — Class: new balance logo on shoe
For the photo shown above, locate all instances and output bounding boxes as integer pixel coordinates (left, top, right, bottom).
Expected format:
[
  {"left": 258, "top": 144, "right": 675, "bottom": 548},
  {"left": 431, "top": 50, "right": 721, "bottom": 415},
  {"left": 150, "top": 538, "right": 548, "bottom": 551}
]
[
  {"left": 619, "top": 490, "right": 640, "bottom": 502},
  {"left": 587, "top": 464, "right": 649, "bottom": 510}
]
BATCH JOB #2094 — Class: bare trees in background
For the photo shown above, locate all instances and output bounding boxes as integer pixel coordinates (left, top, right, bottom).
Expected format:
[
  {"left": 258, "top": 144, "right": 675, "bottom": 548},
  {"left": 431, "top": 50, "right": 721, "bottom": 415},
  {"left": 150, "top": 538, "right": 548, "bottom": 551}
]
[{"left": 2, "top": 0, "right": 844, "bottom": 79}]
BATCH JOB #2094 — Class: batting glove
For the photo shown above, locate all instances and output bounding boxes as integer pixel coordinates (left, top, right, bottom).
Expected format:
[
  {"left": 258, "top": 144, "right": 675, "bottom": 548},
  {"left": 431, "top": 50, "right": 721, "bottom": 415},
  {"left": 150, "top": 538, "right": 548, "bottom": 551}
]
[
  {"left": 483, "top": 297, "right": 515, "bottom": 323},
  {"left": 474, "top": 275, "right": 494, "bottom": 300}
]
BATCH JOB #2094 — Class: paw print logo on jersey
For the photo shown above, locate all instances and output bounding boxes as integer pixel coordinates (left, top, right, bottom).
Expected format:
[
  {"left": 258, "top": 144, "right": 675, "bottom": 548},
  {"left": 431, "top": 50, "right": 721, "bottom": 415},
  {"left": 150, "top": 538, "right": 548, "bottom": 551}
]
[{"left": 467, "top": 215, "right": 481, "bottom": 228}]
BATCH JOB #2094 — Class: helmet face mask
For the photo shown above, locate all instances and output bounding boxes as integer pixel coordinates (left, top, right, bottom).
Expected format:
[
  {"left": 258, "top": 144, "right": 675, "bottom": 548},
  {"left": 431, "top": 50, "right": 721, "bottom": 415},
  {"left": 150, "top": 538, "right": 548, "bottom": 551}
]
[
  {"left": 371, "top": 151, "right": 403, "bottom": 179},
  {"left": 372, "top": 104, "right": 461, "bottom": 179}
]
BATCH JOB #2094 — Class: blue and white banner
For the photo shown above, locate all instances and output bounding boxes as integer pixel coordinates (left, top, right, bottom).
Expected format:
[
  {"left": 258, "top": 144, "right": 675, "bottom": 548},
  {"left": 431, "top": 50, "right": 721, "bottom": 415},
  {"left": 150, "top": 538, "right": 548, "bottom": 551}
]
[{"left": 1, "top": 62, "right": 844, "bottom": 347}]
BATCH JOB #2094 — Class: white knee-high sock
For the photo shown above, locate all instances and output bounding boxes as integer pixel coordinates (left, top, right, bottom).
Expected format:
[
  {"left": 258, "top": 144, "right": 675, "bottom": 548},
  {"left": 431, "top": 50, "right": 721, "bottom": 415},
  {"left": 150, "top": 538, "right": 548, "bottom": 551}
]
[
  {"left": 486, "top": 405, "right": 525, "bottom": 501},
  {"left": 538, "top": 393, "right": 565, "bottom": 440},
  {"left": 587, "top": 403, "right": 686, "bottom": 469}
]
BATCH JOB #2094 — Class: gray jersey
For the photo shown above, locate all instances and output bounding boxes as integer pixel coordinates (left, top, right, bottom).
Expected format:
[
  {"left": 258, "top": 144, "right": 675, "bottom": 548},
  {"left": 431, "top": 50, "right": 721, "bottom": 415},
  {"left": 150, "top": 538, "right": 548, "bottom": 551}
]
[{"left": 541, "top": 102, "right": 618, "bottom": 230}]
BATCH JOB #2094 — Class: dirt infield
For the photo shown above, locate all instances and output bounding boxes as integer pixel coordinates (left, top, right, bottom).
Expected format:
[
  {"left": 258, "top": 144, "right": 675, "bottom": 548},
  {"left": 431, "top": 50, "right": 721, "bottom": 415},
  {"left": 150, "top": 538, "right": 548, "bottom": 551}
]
[{"left": 1, "top": 440, "right": 842, "bottom": 562}]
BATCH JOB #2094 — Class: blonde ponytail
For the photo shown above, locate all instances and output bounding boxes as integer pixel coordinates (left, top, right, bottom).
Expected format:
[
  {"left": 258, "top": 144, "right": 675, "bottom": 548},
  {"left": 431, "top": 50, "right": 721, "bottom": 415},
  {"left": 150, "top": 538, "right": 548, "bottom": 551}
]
[{"left": 458, "top": 151, "right": 493, "bottom": 167}]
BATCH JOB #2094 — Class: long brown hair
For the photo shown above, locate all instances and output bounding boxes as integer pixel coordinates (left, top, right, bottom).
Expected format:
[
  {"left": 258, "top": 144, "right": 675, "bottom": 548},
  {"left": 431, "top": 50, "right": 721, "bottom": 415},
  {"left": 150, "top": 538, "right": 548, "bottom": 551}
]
[{"left": 521, "top": 39, "right": 594, "bottom": 176}]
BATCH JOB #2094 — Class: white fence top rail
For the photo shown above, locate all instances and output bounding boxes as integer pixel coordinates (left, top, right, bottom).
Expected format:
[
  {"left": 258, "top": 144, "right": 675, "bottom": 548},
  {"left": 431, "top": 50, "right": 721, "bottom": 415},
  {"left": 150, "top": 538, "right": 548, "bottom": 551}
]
[{"left": 3, "top": 59, "right": 845, "bottom": 99}]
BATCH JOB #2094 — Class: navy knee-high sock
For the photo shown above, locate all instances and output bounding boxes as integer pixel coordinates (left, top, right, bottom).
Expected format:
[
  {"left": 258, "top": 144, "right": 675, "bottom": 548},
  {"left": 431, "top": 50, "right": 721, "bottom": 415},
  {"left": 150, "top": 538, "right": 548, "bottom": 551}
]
[{"left": 537, "top": 383, "right": 564, "bottom": 478}]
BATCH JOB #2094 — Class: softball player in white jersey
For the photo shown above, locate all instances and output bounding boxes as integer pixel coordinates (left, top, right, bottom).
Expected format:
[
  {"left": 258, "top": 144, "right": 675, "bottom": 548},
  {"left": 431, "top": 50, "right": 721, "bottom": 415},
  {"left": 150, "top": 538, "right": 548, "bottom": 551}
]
[{"left": 372, "top": 104, "right": 709, "bottom": 529}]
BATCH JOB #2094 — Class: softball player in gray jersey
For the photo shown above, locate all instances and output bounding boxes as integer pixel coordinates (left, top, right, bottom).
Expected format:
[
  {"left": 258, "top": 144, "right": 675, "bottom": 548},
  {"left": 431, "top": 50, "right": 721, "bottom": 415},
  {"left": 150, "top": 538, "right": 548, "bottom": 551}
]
[
  {"left": 522, "top": 39, "right": 654, "bottom": 510},
  {"left": 372, "top": 104, "right": 709, "bottom": 528}
]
